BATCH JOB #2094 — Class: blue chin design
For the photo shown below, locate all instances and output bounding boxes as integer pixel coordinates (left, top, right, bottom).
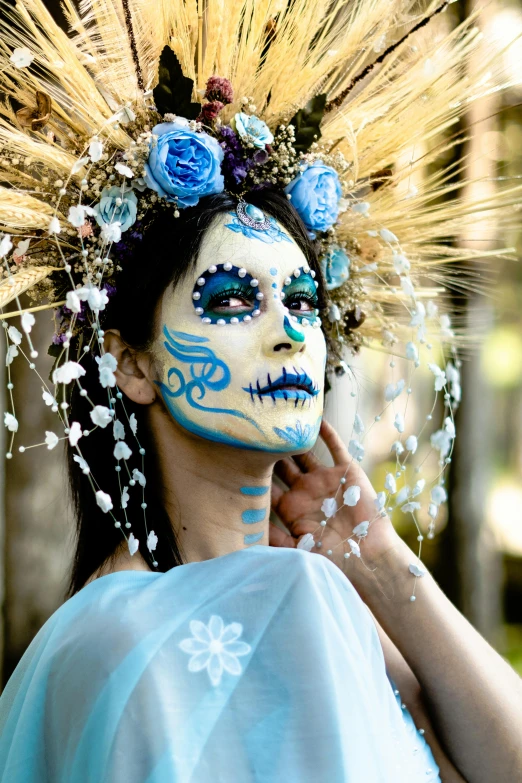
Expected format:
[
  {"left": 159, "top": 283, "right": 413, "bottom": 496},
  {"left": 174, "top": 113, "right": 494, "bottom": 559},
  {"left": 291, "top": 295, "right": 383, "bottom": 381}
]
[{"left": 273, "top": 417, "right": 322, "bottom": 451}]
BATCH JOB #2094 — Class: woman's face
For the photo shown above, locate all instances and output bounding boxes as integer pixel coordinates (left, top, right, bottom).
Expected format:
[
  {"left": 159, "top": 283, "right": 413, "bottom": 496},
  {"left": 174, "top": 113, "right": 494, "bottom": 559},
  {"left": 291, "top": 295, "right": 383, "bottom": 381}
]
[{"left": 153, "top": 209, "right": 327, "bottom": 453}]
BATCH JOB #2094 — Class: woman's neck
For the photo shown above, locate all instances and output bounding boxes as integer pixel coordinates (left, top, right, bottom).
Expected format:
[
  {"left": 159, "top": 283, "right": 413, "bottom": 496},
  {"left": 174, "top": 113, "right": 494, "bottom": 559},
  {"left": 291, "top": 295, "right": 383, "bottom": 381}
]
[{"left": 150, "top": 406, "right": 275, "bottom": 563}]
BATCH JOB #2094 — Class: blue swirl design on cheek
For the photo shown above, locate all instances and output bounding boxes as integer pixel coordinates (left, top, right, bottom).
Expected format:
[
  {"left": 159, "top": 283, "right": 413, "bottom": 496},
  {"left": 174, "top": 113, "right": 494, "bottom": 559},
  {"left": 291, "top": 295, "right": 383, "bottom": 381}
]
[
  {"left": 283, "top": 315, "right": 305, "bottom": 343},
  {"left": 157, "top": 327, "right": 262, "bottom": 433},
  {"left": 273, "top": 417, "right": 322, "bottom": 450}
]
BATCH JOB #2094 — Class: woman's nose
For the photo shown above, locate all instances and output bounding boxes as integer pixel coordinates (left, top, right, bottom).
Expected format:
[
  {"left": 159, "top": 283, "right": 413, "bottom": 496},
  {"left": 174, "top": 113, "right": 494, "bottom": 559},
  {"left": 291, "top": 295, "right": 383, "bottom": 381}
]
[{"left": 262, "top": 307, "right": 307, "bottom": 356}]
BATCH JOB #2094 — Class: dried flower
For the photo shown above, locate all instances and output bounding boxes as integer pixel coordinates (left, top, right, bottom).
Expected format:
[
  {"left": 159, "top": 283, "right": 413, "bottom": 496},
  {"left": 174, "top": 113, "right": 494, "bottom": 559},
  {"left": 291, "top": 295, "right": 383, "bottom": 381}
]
[{"left": 204, "top": 76, "right": 233, "bottom": 105}]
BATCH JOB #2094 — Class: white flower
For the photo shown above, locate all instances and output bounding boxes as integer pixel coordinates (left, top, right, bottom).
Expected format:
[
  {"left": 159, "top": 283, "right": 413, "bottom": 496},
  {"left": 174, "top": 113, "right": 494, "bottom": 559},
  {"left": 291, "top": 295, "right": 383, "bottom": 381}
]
[
  {"left": 444, "top": 417, "right": 455, "bottom": 438},
  {"left": 405, "top": 435, "right": 418, "bottom": 453},
  {"left": 95, "top": 489, "right": 113, "bottom": 513},
  {"left": 147, "top": 530, "right": 158, "bottom": 552},
  {"left": 428, "top": 363, "right": 446, "bottom": 392},
  {"left": 396, "top": 485, "right": 411, "bottom": 505},
  {"left": 352, "top": 201, "right": 370, "bottom": 216},
  {"left": 66, "top": 290, "right": 81, "bottom": 313},
  {"left": 391, "top": 440, "right": 404, "bottom": 456},
  {"left": 400, "top": 276, "right": 415, "bottom": 298},
  {"left": 321, "top": 497, "right": 337, "bottom": 518},
  {"left": 446, "top": 362, "right": 461, "bottom": 403},
  {"left": 88, "top": 138, "right": 103, "bottom": 163},
  {"left": 431, "top": 485, "right": 447, "bottom": 505},
  {"left": 179, "top": 614, "right": 251, "bottom": 687},
  {"left": 132, "top": 468, "right": 146, "bottom": 487},
  {"left": 374, "top": 491, "right": 386, "bottom": 511},
  {"left": 45, "top": 431, "right": 59, "bottom": 450},
  {"left": 297, "top": 533, "right": 315, "bottom": 552},
  {"left": 412, "top": 479, "right": 425, "bottom": 497},
  {"left": 48, "top": 217, "right": 61, "bottom": 234},
  {"left": 68, "top": 421, "right": 83, "bottom": 446},
  {"left": 128, "top": 533, "right": 139, "bottom": 556},
  {"left": 348, "top": 439, "right": 365, "bottom": 461},
  {"left": 90, "top": 405, "right": 112, "bottom": 428},
  {"left": 113, "top": 419, "right": 125, "bottom": 439},
  {"left": 77, "top": 285, "right": 109, "bottom": 313},
  {"left": 7, "top": 326, "right": 22, "bottom": 345},
  {"left": 4, "top": 412, "right": 18, "bottom": 432},
  {"left": 394, "top": 413, "right": 405, "bottom": 433},
  {"left": 114, "top": 441, "right": 132, "bottom": 460},
  {"left": 384, "top": 473, "right": 396, "bottom": 494},
  {"left": 117, "top": 106, "right": 136, "bottom": 124},
  {"left": 53, "top": 361, "right": 86, "bottom": 385},
  {"left": 68, "top": 205, "right": 94, "bottom": 227},
  {"left": 379, "top": 228, "right": 398, "bottom": 243},
  {"left": 426, "top": 300, "right": 438, "bottom": 318},
  {"left": 101, "top": 221, "right": 122, "bottom": 243},
  {"left": 384, "top": 379, "right": 405, "bottom": 401},
  {"left": 13, "top": 238, "right": 30, "bottom": 259},
  {"left": 0, "top": 235, "right": 13, "bottom": 258},
  {"left": 440, "top": 314, "right": 453, "bottom": 338},
  {"left": 5, "top": 344, "right": 18, "bottom": 366},
  {"left": 21, "top": 313, "right": 35, "bottom": 334},
  {"left": 401, "top": 501, "right": 421, "bottom": 514},
  {"left": 409, "top": 563, "right": 426, "bottom": 578},
  {"left": 393, "top": 252, "right": 410, "bottom": 274},
  {"left": 343, "top": 485, "right": 361, "bottom": 507},
  {"left": 328, "top": 303, "right": 341, "bottom": 323},
  {"left": 129, "top": 413, "right": 137, "bottom": 435},
  {"left": 409, "top": 302, "right": 426, "bottom": 340},
  {"left": 42, "top": 390, "right": 56, "bottom": 406},
  {"left": 10, "top": 47, "right": 34, "bottom": 68},
  {"left": 353, "top": 414, "right": 364, "bottom": 435},
  {"left": 352, "top": 521, "right": 369, "bottom": 537},
  {"left": 121, "top": 485, "right": 129, "bottom": 509},
  {"left": 430, "top": 418, "right": 455, "bottom": 457},
  {"left": 71, "top": 157, "right": 90, "bottom": 174},
  {"left": 405, "top": 341, "right": 418, "bottom": 362},
  {"left": 115, "top": 162, "right": 134, "bottom": 178},
  {"left": 73, "top": 454, "right": 90, "bottom": 473},
  {"left": 347, "top": 539, "right": 361, "bottom": 557},
  {"left": 428, "top": 503, "right": 438, "bottom": 519},
  {"left": 96, "top": 352, "right": 117, "bottom": 388}
]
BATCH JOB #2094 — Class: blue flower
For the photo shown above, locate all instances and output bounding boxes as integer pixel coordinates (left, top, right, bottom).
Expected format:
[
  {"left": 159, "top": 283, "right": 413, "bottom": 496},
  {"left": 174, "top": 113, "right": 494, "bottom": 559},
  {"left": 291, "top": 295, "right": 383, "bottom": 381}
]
[
  {"left": 234, "top": 113, "right": 274, "bottom": 149},
  {"left": 285, "top": 162, "right": 342, "bottom": 233},
  {"left": 320, "top": 245, "right": 350, "bottom": 290},
  {"left": 94, "top": 186, "right": 138, "bottom": 233},
  {"left": 144, "top": 120, "right": 224, "bottom": 207}
]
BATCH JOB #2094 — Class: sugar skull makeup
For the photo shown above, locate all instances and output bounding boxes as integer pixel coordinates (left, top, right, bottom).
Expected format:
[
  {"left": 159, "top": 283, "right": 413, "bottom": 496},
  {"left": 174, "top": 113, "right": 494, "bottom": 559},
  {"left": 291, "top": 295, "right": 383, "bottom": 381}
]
[{"left": 153, "top": 209, "right": 326, "bottom": 453}]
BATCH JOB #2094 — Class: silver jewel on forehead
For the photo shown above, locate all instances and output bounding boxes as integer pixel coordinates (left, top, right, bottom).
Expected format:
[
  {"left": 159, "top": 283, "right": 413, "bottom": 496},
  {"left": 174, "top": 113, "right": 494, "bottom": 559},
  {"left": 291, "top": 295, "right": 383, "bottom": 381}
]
[{"left": 236, "top": 200, "right": 272, "bottom": 231}]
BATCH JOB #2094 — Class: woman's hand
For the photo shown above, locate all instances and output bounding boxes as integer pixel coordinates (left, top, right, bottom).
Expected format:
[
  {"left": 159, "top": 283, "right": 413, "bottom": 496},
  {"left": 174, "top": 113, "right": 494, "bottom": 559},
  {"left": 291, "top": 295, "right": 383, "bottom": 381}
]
[{"left": 270, "top": 419, "right": 404, "bottom": 585}]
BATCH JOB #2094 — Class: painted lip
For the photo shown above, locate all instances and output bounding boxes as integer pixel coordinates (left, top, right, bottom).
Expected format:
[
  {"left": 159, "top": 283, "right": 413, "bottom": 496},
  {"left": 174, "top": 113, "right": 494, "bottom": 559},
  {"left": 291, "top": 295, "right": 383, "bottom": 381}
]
[{"left": 244, "top": 368, "right": 319, "bottom": 402}]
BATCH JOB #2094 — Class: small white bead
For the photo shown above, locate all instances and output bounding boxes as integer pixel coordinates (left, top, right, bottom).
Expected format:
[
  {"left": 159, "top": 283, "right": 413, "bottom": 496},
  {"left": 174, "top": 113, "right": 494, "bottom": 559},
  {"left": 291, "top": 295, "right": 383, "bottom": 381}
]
[
  {"left": 83, "top": 430, "right": 90, "bottom": 437},
  {"left": 192, "top": 291, "right": 201, "bottom": 300},
  {"left": 217, "top": 319, "right": 226, "bottom": 326},
  {"left": 426, "top": 414, "right": 432, "bottom": 421},
  {"left": 129, "top": 479, "right": 136, "bottom": 487},
  {"left": 394, "top": 689, "right": 400, "bottom": 695},
  {"left": 344, "top": 552, "right": 350, "bottom": 559},
  {"left": 202, "top": 317, "right": 211, "bottom": 324},
  {"left": 224, "top": 262, "right": 232, "bottom": 271},
  {"left": 80, "top": 389, "right": 88, "bottom": 397},
  {"left": 230, "top": 317, "right": 239, "bottom": 324},
  {"left": 320, "top": 520, "right": 327, "bottom": 527},
  {"left": 410, "top": 595, "right": 416, "bottom": 602},
  {"left": 63, "top": 341, "right": 70, "bottom": 349},
  {"left": 115, "top": 465, "right": 121, "bottom": 472},
  {"left": 250, "top": 278, "right": 259, "bottom": 287},
  {"left": 252, "top": 309, "right": 260, "bottom": 317},
  {"left": 7, "top": 383, "right": 13, "bottom": 390},
  {"left": 60, "top": 402, "right": 68, "bottom": 410},
  {"left": 51, "top": 405, "right": 58, "bottom": 413},
  {"left": 419, "top": 729, "right": 425, "bottom": 735},
  {"left": 208, "top": 265, "right": 217, "bottom": 274},
  {"left": 29, "top": 363, "right": 35, "bottom": 370},
  {"left": 316, "top": 541, "right": 322, "bottom": 548},
  {"left": 390, "top": 360, "right": 395, "bottom": 368},
  {"left": 64, "top": 428, "right": 70, "bottom": 435},
  {"left": 310, "top": 270, "right": 316, "bottom": 279},
  {"left": 195, "top": 307, "right": 203, "bottom": 315},
  {"left": 125, "top": 522, "right": 131, "bottom": 528},
  {"left": 197, "top": 277, "right": 206, "bottom": 286},
  {"left": 326, "top": 549, "right": 333, "bottom": 556},
  {"left": 243, "top": 315, "right": 251, "bottom": 322},
  {"left": 293, "top": 268, "right": 301, "bottom": 278},
  {"left": 284, "top": 276, "right": 291, "bottom": 286},
  {"left": 18, "top": 446, "right": 25, "bottom": 453},
  {"left": 417, "top": 534, "right": 424, "bottom": 541},
  {"left": 114, "top": 521, "right": 121, "bottom": 528},
  {"left": 30, "top": 350, "right": 38, "bottom": 359},
  {"left": 238, "top": 268, "right": 247, "bottom": 278},
  {"left": 82, "top": 468, "right": 89, "bottom": 475},
  {"left": 256, "top": 292, "right": 264, "bottom": 300},
  {"left": 153, "top": 560, "right": 158, "bottom": 567},
  {"left": 340, "top": 477, "right": 346, "bottom": 484},
  {"left": 5, "top": 453, "right": 12, "bottom": 459},
  {"left": 375, "top": 415, "right": 381, "bottom": 421},
  {"left": 141, "top": 502, "right": 147, "bottom": 509}
]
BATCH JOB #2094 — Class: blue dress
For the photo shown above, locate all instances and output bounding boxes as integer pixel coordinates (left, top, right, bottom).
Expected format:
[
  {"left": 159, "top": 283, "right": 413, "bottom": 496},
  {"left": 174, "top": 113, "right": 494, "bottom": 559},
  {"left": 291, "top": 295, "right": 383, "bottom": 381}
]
[{"left": 0, "top": 545, "right": 440, "bottom": 781}]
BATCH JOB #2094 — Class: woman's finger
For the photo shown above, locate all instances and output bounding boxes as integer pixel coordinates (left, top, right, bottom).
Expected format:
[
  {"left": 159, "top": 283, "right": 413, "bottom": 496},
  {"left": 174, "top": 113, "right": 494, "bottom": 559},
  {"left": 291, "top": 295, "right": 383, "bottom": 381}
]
[
  {"left": 268, "top": 521, "right": 296, "bottom": 549},
  {"left": 320, "top": 419, "right": 350, "bottom": 466},
  {"left": 293, "top": 450, "right": 322, "bottom": 473},
  {"left": 270, "top": 481, "right": 284, "bottom": 509},
  {"left": 274, "top": 458, "right": 302, "bottom": 487}
]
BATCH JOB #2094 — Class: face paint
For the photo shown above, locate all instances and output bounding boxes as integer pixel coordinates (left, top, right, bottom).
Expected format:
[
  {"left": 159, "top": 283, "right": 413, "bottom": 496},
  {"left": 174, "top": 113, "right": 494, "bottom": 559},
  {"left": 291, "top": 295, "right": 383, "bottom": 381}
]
[
  {"left": 240, "top": 485, "right": 269, "bottom": 547},
  {"left": 153, "top": 210, "right": 326, "bottom": 453}
]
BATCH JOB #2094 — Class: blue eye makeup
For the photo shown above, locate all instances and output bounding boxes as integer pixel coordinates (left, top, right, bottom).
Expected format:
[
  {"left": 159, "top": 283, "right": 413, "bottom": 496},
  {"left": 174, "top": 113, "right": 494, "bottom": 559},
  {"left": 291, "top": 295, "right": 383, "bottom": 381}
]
[
  {"left": 192, "top": 264, "right": 263, "bottom": 325},
  {"left": 282, "top": 267, "right": 320, "bottom": 324}
]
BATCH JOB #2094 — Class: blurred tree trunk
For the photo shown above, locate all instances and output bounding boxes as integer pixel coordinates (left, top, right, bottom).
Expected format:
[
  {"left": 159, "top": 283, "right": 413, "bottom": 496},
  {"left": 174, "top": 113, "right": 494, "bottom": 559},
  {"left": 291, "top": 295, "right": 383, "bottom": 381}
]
[{"left": 446, "top": 0, "right": 504, "bottom": 646}]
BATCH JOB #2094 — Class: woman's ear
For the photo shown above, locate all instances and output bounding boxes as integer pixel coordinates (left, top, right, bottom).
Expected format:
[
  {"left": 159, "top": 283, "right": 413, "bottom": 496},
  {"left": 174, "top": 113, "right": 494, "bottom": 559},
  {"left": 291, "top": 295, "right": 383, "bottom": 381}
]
[{"left": 103, "top": 329, "right": 157, "bottom": 405}]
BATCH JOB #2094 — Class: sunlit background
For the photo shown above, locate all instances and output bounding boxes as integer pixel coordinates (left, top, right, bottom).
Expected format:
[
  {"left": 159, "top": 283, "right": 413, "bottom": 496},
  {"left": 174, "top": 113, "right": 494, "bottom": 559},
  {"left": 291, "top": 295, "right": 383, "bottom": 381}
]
[{"left": 1, "top": 0, "right": 521, "bottom": 685}]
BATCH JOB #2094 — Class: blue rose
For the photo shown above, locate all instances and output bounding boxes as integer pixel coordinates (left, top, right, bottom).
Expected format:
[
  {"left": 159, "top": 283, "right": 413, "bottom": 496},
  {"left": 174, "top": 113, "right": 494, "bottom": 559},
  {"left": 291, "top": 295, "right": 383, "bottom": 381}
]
[
  {"left": 320, "top": 245, "right": 350, "bottom": 290},
  {"left": 94, "top": 186, "right": 138, "bottom": 232},
  {"left": 285, "top": 162, "right": 342, "bottom": 233},
  {"left": 144, "top": 120, "right": 224, "bottom": 207},
  {"left": 234, "top": 113, "right": 274, "bottom": 149}
]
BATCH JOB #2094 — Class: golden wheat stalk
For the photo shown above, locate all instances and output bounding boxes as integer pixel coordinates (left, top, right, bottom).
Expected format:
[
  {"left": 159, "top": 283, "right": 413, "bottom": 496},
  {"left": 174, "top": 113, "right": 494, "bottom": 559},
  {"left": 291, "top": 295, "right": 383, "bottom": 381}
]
[{"left": 0, "top": 266, "right": 59, "bottom": 309}]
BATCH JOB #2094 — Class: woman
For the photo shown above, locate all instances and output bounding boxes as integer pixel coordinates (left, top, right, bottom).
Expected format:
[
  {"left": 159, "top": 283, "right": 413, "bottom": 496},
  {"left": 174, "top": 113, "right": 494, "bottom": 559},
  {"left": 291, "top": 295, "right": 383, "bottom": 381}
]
[
  {"left": 0, "top": 0, "right": 521, "bottom": 780},
  {"left": 1, "top": 192, "right": 520, "bottom": 781}
]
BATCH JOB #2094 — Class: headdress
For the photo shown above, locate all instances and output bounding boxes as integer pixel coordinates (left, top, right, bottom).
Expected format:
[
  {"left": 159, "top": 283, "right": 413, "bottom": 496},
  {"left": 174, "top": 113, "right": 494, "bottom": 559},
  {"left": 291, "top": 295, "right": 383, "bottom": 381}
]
[{"left": 0, "top": 0, "right": 518, "bottom": 592}]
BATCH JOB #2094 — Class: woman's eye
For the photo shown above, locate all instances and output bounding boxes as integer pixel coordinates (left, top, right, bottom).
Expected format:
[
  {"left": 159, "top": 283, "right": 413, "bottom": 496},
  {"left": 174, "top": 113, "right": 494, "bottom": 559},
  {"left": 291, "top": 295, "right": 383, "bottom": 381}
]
[
  {"left": 213, "top": 294, "right": 251, "bottom": 310},
  {"left": 287, "top": 295, "right": 316, "bottom": 313}
]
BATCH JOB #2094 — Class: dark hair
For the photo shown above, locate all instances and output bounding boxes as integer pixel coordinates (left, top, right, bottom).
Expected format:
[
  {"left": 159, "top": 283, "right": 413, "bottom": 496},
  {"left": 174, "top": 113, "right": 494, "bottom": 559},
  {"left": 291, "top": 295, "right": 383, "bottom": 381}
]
[{"left": 66, "top": 190, "right": 325, "bottom": 597}]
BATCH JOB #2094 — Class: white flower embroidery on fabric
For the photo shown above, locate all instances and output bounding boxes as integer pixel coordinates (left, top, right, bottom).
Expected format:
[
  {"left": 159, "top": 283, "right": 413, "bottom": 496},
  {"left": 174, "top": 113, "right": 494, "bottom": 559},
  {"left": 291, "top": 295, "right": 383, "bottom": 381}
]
[{"left": 179, "top": 615, "right": 251, "bottom": 687}]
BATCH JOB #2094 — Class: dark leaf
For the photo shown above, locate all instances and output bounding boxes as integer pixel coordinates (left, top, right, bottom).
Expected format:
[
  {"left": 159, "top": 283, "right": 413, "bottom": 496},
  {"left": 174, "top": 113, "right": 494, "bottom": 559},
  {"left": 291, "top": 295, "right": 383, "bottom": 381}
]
[
  {"left": 153, "top": 46, "right": 201, "bottom": 119},
  {"left": 288, "top": 93, "right": 327, "bottom": 153}
]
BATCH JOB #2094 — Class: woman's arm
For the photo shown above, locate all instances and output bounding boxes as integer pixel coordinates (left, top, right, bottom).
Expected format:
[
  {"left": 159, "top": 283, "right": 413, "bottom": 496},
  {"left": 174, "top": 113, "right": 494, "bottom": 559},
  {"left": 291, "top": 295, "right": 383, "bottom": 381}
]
[
  {"left": 371, "top": 611, "right": 468, "bottom": 782},
  {"left": 353, "top": 538, "right": 522, "bottom": 783}
]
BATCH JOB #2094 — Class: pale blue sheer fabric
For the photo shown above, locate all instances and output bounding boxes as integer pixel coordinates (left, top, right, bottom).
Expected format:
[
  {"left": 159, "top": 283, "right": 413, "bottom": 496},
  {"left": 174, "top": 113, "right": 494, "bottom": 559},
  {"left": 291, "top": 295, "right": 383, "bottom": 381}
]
[{"left": 0, "top": 545, "right": 440, "bottom": 782}]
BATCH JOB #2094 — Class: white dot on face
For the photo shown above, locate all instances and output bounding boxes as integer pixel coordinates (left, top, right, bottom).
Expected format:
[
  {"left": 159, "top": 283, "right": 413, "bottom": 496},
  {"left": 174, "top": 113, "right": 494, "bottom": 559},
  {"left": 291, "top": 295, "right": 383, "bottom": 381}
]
[
  {"left": 217, "top": 319, "right": 226, "bottom": 326},
  {"left": 243, "top": 315, "right": 252, "bottom": 322},
  {"left": 303, "top": 265, "right": 310, "bottom": 273},
  {"left": 197, "top": 277, "right": 206, "bottom": 286},
  {"left": 192, "top": 291, "right": 201, "bottom": 300},
  {"left": 202, "top": 317, "right": 211, "bottom": 324},
  {"left": 284, "top": 277, "right": 291, "bottom": 286},
  {"left": 252, "top": 309, "right": 260, "bottom": 317},
  {"left": 293, "top": 269, "right": 301, "bottom": 277},
  {"left": 195, "top": 307, "right": 203, "bottom": 314},
  {"left": 238, "top": 268, "right": 247, "bottom": 278},
  {"left": 230, "top": 317, "right": 239, "bottom": 324},
  {"left": 250, "top": 278, "right": 259, "bottom": 287},
  {"left": 224, "top": 262, "right": 232, "bottom": 271},
  {"left": 256, "top": 292, "right": 264, "bottom": 300},
  {"left": 208, "top": 265, "right": 217, "bottom": 274},
  {"left": 310, "top": 270, "right": 316, "bottom": 278}
]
